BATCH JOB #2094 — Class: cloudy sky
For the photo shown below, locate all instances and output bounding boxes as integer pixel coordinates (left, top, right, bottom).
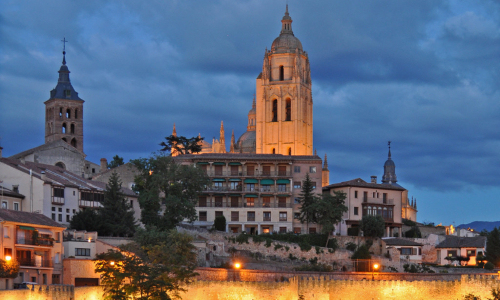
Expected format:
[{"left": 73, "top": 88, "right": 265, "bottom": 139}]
[{"left": 1, "top": 0, "right": 500, "bottom": 225}]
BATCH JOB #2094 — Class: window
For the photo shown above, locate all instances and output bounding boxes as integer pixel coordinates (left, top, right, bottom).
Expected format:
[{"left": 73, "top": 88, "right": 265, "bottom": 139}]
[
  {"left": 65, "top": 90, "right": 71, "bottom": 98},
  {"left": 278, "top": 184, "right": 286, "bottom": 192},
  {"left": 1, "top": 201, "right": 7, "bottom": 209},
  {"left": 58, "top": 214, "right": 62, "bottom": 222},
  {"left": 447, "top": 250, "right": 457, "bottom": 257},
  {"left": 309, "top": 166, "right": 316, "bottom": 173},
  {"left": 293, "top": 182, "right": 301, "bottom": 189},
  {"left": 231, "top": 211, "right": 239, "bottom": 221},
  {"left": 230, "top": 197, "right": 239, "bottom": 208},
  {"left": 66, "top": 215, "right": 70, "bottom": 222},
  {"left": 262, "top": 227, "right": 270, "bottom": 234},
  {"left": 52, "top": 207, "right": 55, "bottom": 211},
  {"left": 3, "top": 227, "right": 9, "bottom": 238},
  {"left": 294, "top": 212, "right": 300, "bottom": 219},
  {"left": 363, "top": 191, "right": 368, "bottom": 202},
  {"left": 285, "top": 99, "right": 291, "bottom": 121},
  {"left": 245, "top": 198, "right": 254, "bottom": 207},
  {"left": 198, "top": 197, "right": 207, "bottom": 207},
  {"left": 130, "top": 200, "right": 134, "bottom": 208},
  {"left": 467, "top": 250, "right": 476, "bottom": 257},
  {"left": 279, "top": 227, "right": 287, "bottom": 233},
  {"left": 294, "top": 166, "right": 301, "bottom": 173},
  {"left": 400, "top": 248, "right": 412, "bottom": 255},
  {"left": 261, "top": 185, "right": 271, "bottom": 192},
  {"left": 215, "top": 196, "right": 223, "bottom": 207},
  {"left": 262, "top": 166, "right": 271, "bottom": 176},
  {"left": 246, "top": 183, "right": 255, "bottom": 191},
  {"left": 262, "top": 197, "right": 271, "bottom": 207},
  {"left": 62, "top": 123, "right": 67, "bottom": 134},
  {"left": 294, "top": 227, "right": 301, "bottom": 234},
  {"left": 54, "top": 188, "right": 64, "bottom": 198},
  {"left": 294, "top": 197, "right": 300, "bottom": 204},
  {"left": 213, "top": 182, "right": 223, "bottom": 191},
  {"left": 214, "top": 165, "right": 223, "bottom": 176},
  {"left": 75, "top": 248, "right": 91, "bottom": 256},
  {"left": 4, "top": 248, "right": 12, "bottom": 257},
  {"left": 311, "top": 182, "right": 316, "bottom": 190},
  {"left": 309, "top": 228, "right": 316, "bottom": 234},
  {"left": 215, "top": 211, "right": 223, "bottom": 218},
  {"left": 272, "top": 99, "right": 278, "bottom": 122},
  {"left": 59, "top": 108, "right": 63, "bottom": 117},
  {"left": 354, "top": 207, "right": 359, "bottom": 215},
  {"left": 66, "top": 209, "right": 70, "bottom": 213},
  {"left": 58, "top": 208, "right": 62, "bottom": 212},
  {"left": 55, "top": 232, "right": 60, "bottom": 243},
  {"left": 13, "top": 203, "right": 19, "bottom": 211},
  {"left": 279, "top": 212, "right": 287, "bottom": 222},
  {"left": 230, "top": 165, "right": 239, "bottom": 176},
  {"left": 52, "top": 213, "right": 55, "bottom": 220},
  {"left": 199, "top": 211, "right": 207, "bottom": 221},
  {"left": 278, "top": 197, "right": 287, "bottom": 208},
  {"left": 383, "top": 193, "right": 387, "bottom": 203},
  {"left": 263, "top": 212, "right": 271, "bottom": 221},
  {"left": 279, "top": 65, "right": 284, "bottom": 81},
  {"left": 247, "top": 212, "right": 255, "bottom": 222},
  {"left": 70, "top": 124, "right": 75, "bottom": 134},
  {"left": 230, "top": 182, "right": 240, "bottom": 191},
  {"left": 354, "top": 191, "right": 358, "bottom": 198},
  {"left": 75, "top": 109, "right": 78, "bottom": 119}
]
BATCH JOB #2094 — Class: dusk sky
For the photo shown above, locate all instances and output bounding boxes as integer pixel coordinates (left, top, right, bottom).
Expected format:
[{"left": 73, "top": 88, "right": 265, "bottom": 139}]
[{"left": 1, "top": 1, "right": 500, "bottom": 226}]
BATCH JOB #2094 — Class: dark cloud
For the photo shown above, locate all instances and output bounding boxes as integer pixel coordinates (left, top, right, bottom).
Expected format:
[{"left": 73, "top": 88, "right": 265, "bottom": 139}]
[{"left": 1, "top": 0, "right": 499, "bottom": 224}]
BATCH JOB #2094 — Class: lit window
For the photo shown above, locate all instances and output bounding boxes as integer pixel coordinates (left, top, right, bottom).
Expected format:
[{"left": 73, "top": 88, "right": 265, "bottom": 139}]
[
  {"left": 309, "top": 167, "right": 316, "bottom": 173},
  {"left": 1, "top": 201, "right": 7, "bottom": 209}
]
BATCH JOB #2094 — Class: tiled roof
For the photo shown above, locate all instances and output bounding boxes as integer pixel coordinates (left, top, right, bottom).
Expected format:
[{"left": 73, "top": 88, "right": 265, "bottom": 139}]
[
  {"left": 0, "top": 158, "right": 136, "bottom": 196},
  {"left": 383, "top": 238, "right": 423, "bottom": 246},
  {"left": 0, "top": 186, "right": 25, "bottom": 199},
  {"left": 176, "top": 153, "right": 321, "bottom": 162},
  {"left": 436, "top": 236, "right": 487, "bottom": 249},
  {"left": 0, "top": 209, "right": 65, "bottom": 228},
  {"left": 323, "top": 178, "right": 406, "bottom": 191},
  {"left": 9, "top": 140, "right": 84, "bottom": 159}
]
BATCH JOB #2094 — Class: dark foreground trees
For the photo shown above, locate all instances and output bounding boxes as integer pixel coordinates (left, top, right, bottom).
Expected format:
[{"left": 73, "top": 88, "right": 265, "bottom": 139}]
[
  {"left": 131, "top": 154, "right": 209, "bottom": 231},
  {"left": 360, "top": 215, "right": 386, "bottom": 238},
  {"left": 159, "top": 135, "right": 204, "bottom": 155},
  {"left": 315, "top": 191, "right": 348, "bottom": 247},
  {"left": 486, "top": 227, "right": 500, "bottom": 267},
  {"left": 95, "top": 227, "right": 197, "bottom": 300}
]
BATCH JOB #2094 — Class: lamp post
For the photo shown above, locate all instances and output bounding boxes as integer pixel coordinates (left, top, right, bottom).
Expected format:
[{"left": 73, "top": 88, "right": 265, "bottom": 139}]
[
  {"left": 233, "top": 262, "right": 241, "bottom": 281},
  {"left": 372, "top": 263, "right": 379, "bottom": 280}
]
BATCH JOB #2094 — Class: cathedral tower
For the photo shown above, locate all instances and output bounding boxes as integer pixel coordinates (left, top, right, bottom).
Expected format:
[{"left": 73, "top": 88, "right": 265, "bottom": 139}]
[
  {"left": 255, "top": 6, "right": 313, "bottom": 155},
  {"left": 382, "top": 141, "right": 398, "bottom": 184},
  {"left": 44, "top": 44, "right": 84, "bottom": 152}
]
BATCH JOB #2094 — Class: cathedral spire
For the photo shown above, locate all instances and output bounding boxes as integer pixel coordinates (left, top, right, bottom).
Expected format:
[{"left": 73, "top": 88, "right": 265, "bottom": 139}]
[
  {"left": 230, "top": 130, "right": 235, "bottom": 153},
  {"left": 323, "top": 154, "right": 329, "bottom": 171},
  {"left": 172, "top": 123, "right": 177, "bottom": 136},
  {"left": 219, "top": 121, "right": 226, "bottom": 153},
  {"left": 281, "top": 4, "right": 293, "bottom": 34},
  {"left": 382, "top": 141, "right": 397, "bottom": 184}
]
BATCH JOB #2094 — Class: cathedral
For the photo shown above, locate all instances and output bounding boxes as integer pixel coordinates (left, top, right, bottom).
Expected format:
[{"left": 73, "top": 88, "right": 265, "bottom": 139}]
[{"left": 175, "top": 6, "right": 313, "bottom": 157}]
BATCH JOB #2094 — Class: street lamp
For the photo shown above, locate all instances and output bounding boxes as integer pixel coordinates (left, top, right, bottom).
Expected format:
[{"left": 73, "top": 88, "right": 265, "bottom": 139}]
[
  {"left": 372, "top": 263, "right": 379, "bottom": 280},
  {"left": 5, "top": 255, "right": 11, "bottom": 262},
  {"left": 110, "top": 261, "right": 115, "bottom": 266},
  {"left": 234, "top": 262, "right": 241, "bottom": 269}
]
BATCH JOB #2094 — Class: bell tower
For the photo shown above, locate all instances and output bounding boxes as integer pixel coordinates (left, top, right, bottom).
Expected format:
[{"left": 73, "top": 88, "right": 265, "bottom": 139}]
[
  {"left": 44, "top": 39, "right": 84, "bottom": 153},
  {"left": 255, "top": 6, "right": 313, "bottom": 155}
]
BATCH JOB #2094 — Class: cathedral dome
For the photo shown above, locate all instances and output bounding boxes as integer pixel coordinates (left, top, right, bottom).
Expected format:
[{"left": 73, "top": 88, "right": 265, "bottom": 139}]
[
  {"left": 271, "top": 34, "right": 303, "bottom": 53},
  {"left": 236, "top": 130, "right": 256, "bottom": 153}
]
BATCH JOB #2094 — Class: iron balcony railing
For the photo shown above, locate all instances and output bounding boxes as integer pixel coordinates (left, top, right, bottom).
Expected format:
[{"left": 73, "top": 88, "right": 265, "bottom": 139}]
[
  {"left": 205, "top": 170, "right": 292, "bottom": 177},
  {"left": 17, "top": 257, "right": 53, "bottom": 268},
  {"left": 197, "top": 202, "right": 292, "bottom": 208}
]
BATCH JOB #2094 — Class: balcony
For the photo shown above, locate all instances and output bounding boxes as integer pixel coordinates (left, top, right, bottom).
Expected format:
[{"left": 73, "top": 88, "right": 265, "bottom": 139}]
[
  {"left": 197, "top": 201, "right": 292, "bottom": 208},
  {"left": 362, "top": 198, "right": 394, "bottom": 205},
  {"left": 17, "top": 231, "right": 54, "bottom": 247},
  {"left": 17, "top": 257, "right": 53, "bottom": 268},
  {"left": 79, "top": 200, "right": 103, "bottom": 208},
  {"left": 205, "top": 170, "right": 292, "bottom": 177},
  {"left": 51, "top": 196, "right": 64, "bottom": 205}
]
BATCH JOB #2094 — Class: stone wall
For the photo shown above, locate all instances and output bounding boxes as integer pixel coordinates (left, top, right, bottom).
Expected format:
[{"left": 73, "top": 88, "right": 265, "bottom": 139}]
[
  {"left": 63, "top": 259, "right": 100, "bottom": 285},
  {"left": 0, "top": 285, "right": 74, "bottom": 300}
]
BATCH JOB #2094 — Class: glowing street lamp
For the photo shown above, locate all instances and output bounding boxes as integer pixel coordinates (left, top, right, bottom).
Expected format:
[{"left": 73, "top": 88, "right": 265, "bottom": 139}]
[
  {"left": 5, "top": 255, "right": 11, "bottom": 262},
  {"left": 110, "top": 261, "right": 115, "bottom": 266},
  {"left": 234, "top": 262, "right": 241, "bottom": 269},
  {"left": 372, "top": 263, "right": 379, "bottom": 280}
]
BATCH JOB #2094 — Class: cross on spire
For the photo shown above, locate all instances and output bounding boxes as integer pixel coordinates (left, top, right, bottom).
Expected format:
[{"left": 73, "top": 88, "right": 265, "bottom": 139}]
[{"left": 61, "top": 37, "right": 68, "bottom": 65}]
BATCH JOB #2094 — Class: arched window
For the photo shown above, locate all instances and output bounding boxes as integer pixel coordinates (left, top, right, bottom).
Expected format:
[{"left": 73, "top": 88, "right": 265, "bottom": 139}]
[
  {"left": 75, "top": 109, "right": 78, "bottom": 119},
  {"left": 62, "top": 138, "right": 67, "bottom": 142},
  {"left": 285, "top": 99, "right": 291, "bottom": 121},
  {"left": 272, "top": 99, "right": 277, "bottom": 122},
  {"left": 70, "top": 124, "right": 75, "bottom": 134},
  {"left": 71, "top": 138, "right": 77, "bottom": 148},
  {"left": 55, "top": 162, "right": 66, "bottom": 169},
  {"left": 279, "top": 65, "right": 284, "bottom": 81},
  {"left": 66, "top": 109, "right": 71, "bottom": 118},
  {"left": 62, "top": 123, "right": 67, "bottom": 134},
  {"left": 272, "top": 148, "right": 276, "bottom": 154},
  {"left": 59, "top": 108, "right": 63, "bottom": 118},
  {"left": 288, "top": 148, "right": 292, "bottom": 155}
]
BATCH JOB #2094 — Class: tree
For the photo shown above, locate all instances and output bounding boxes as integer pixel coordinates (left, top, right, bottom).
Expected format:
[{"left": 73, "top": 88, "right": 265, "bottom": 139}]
[
  {"left": 131, "top": 154, "right": 209, "bottom": 231},
  {"left": 315, "top": 191, "right": 348, "bottom": 246},
  {"left": 297, "top": 173, "right": 319, "bottom": 231},
  {"left": 213, "top": 216, "right": 226, "bottom": 232},
  {"left": 404, "top": 226, "right": 422, "bottom": 238},
  {"left": 0, "top": 259, "right": 19, "bottom": 278},
  {"left": 108, "top": 155, "right": 125, "bottom": 169},
  {"left": 99, "top": 172, "right": 137, "bottom": 237},
  {"left": 70, "top": 208, "right": 102, "bottom": 232},
  {"left": 95, "top": 228, "right": 197, "bottom": 300},
  {"left": 159, "top": 135, "right": 203, "bottom": 155},
  {"left": 486, "top": 227, "right": 500, "bottom": 267},
  {"left": 360, "top": 215, "right": 385, "bottom": 238}
]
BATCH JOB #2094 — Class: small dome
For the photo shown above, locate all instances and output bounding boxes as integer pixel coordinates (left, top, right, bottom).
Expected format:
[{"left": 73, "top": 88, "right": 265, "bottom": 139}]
[
  {"left": 236, "top": 131, "right": 256, "bottom": 153},
  {"left": 271, "top": 34, "right": 303, "bottom": 53},
  {"left": 384, "top": 159, "right": 395, "bottom": 167}
]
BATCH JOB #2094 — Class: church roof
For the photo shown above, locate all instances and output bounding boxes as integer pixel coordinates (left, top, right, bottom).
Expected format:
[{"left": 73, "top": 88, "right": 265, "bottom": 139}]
[
  {"left": 323, "top": 178, "right": 406, "bottom": 191},
  {"left": 47, "top": 50, "right": 83, "bottom": 102},
  {"left": 9, "top": 139, "right": 85, "bottom": 160}
]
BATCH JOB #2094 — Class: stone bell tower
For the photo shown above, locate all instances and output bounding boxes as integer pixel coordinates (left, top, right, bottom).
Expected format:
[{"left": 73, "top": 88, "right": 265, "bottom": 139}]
[
  {"left": 255, "top": 5, "right": 313, "bottom": 155},
  {"left": 44, "top": 40, "right": 84, "bottom": 153}
]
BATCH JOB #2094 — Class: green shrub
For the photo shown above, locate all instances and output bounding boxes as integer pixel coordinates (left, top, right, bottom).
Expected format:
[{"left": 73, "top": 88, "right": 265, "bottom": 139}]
[
  {"left": 351, "top": 244, "right": 371, "bottom": 259},
  {"left": 213, "top": 216, "right": 226, "bottom": 231},
  {"left": 347, "top": 227, "right": 359, "bottom": 236},
  {"left": 252, "top": 235, "right": 265, "bottom": 244},
  {"left": 309, "top": 257, "right": 318, "bottom": 265},
  {"left": 484, "top": 262, "right": 495, "bottom": 270},
  {"left": 235, "top": 233, "right": 249, "bottom": 244},
  {"left": 274, "top": 244, "right": 283, "bottom": 251},
  {"left": 264, "top": 239, "right": 272, "bottom": 248},
  {"left": 315, "top": 246, "right": 323, "bottom": 254},
  {"left": 299, "top": 241, "right": 312, "bottom": 252},
  {"left": 346, "top": 242, "right": 357, "bottom": 252},
  {"left": 327, "top": 238, "right": 338, "bottom": 252},
  {"left": 285, "top": 246, "right": 290, "bottom": 251}
]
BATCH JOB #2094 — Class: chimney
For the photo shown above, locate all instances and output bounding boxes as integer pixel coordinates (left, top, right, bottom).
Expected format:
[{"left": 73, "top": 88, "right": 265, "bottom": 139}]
[
  {"left": 40, "top": 171, "right": 47, "bottom": 181},
  {"left": 371, "top": 176, "right": 377, "bottom": 183},
  {"left": 0, "top": 146, "right": 3, "bottom": 158},
  {"left": 100, "top": 158, "right": 108, "bottom": 172}
]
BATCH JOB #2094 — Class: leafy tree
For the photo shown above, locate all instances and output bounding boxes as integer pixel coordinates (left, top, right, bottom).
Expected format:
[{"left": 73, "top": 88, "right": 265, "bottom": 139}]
[
  {"left": 95, "top": 229, "right": 197, "bottom": 300},
  {"left": 132, "top": 154, "right": 209, "bottom": 231},
  {"left": 315, "top": 191, "right": 348, "bottom": 246},
  {"left": 360, "top": 215, "right": 386, "bottom": 238},
  {"left": 297, "top": 173, "right": 319, "bottom": 231},
  {"left": 486, "top": 227, "right": 500, "bottom": 267},
  {"left": 159, "top": 135, "right": 203, "bottom": 155},
  {"left": 489, "top": 287, "right": 500, "bottom": 300},
  {"left": 70, "top": 208, "right": 102, "bottom": 232},
  {"left": 404, "top": 226, "right": 422, "bottom": 238},
  {"left": 351, "top": 243, "right": 371, "bottom": 259},
  {"left": 108, "top": 155, "right": 125, "bottom": 169},
  {"left": 480, "top": 229, "right": 489, "bottom": 237},
  {"left": 0, "top": 259, "right": 19, "bottom": 278},
  {"left": 99, "top": 172, "right": 136, "bottom": 237},
  {"left": 213, "top": 216, "right": 226, "bottom": 232}
]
